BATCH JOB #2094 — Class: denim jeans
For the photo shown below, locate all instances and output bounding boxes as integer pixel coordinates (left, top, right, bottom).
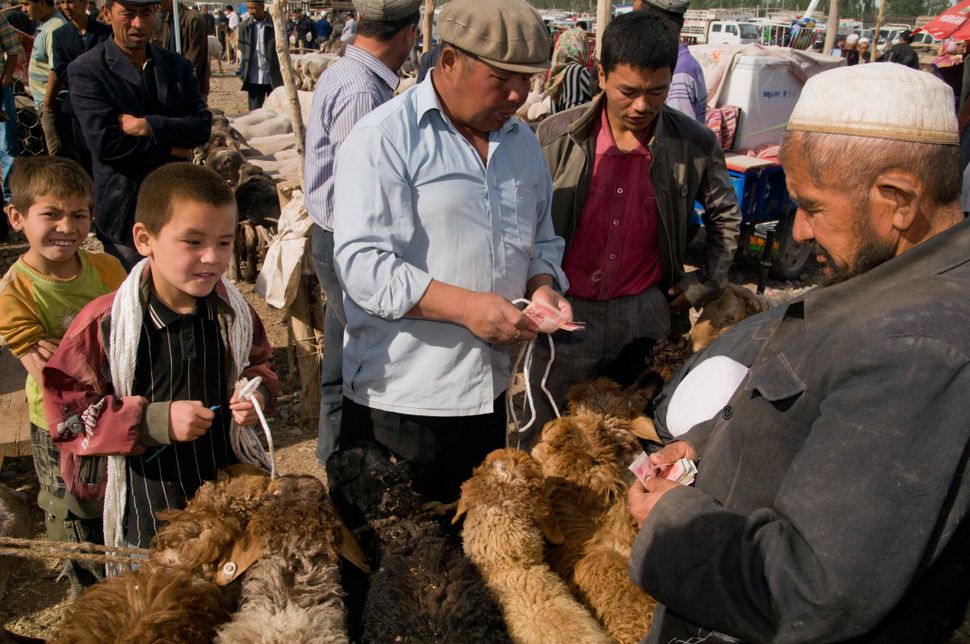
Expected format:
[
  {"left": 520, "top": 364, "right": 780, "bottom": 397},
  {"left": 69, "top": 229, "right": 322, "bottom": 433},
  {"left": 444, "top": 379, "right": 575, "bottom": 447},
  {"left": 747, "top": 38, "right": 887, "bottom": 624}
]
[
  {"left": 311, "top": 225, "right": 346, "bottom": 464},
  {"left": 1, "top": 84, "right": 19, "bottom": 202}
]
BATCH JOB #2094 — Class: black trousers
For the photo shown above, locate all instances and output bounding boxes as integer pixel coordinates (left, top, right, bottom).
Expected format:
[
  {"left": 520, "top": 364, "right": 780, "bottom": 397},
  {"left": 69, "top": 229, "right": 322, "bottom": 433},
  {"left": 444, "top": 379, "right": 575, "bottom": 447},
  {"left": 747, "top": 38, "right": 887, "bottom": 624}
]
[
  {"left": 339, "top": 395, "right": 507, "bottom": 504},
  {"left": 247, "top": 84, "right": 272, "bottom": 110}
]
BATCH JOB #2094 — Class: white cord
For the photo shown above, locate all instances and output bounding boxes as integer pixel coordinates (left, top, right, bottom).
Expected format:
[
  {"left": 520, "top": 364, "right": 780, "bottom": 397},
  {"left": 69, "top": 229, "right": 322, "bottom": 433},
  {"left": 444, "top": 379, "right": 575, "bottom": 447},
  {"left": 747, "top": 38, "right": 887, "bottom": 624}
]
[
  {"left": 102, "top": 259, "right": 273, "bottom": 575},
  {"left": 506, "top": 298, "right": 562, "bottom": 449}
]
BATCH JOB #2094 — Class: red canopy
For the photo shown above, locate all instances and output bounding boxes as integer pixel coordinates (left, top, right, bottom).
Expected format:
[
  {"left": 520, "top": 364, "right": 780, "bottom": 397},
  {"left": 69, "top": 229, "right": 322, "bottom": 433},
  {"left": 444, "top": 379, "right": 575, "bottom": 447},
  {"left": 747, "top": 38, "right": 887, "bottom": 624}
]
[{"left": 921, "top": 0, "right": 970, "bottom": 40}]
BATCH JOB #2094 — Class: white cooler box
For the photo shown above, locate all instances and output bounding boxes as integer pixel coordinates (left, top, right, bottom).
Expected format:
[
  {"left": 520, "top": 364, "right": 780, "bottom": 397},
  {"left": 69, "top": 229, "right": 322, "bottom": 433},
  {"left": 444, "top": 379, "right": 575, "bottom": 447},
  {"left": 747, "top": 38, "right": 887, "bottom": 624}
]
[{"left": 719, "top": 56, "right": 801, "bottom": 150}]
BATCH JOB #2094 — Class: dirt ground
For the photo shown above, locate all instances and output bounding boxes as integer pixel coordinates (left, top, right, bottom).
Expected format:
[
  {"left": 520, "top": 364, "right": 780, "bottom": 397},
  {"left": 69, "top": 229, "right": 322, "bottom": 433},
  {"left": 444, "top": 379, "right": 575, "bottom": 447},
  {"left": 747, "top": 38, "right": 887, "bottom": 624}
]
[{"left": 1, "top": 68, "right": 968, "bottom": 642}]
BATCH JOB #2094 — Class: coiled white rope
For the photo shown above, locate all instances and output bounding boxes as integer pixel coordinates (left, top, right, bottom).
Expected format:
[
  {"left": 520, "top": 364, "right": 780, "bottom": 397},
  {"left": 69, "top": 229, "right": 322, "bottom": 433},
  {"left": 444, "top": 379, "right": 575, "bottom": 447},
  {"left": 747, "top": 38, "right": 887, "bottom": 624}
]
[
  {"left": 103, "top": 259, "right": 273, "bottom": 575},
  {"left": 506, "top": 298, "right": 562, "bottom": 449}
]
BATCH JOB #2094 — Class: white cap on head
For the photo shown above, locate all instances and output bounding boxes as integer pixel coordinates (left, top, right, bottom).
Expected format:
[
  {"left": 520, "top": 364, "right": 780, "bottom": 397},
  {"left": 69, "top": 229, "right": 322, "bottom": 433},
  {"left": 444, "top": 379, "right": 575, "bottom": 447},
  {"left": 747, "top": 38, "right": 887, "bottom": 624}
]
[
  {"left": 846, "top": 33, "right": 859, "bottom": 44},
  {"left": 787, "top": 63, "right": 958, "bottom": 145}
]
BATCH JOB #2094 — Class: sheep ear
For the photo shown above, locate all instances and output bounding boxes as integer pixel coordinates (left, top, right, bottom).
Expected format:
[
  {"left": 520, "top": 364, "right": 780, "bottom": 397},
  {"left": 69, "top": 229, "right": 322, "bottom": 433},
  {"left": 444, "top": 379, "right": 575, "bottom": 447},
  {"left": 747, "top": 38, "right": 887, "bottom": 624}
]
[
  {"left": 451, "top": 496, "right": 467, "bottom": 525},
  {"left": 630, "top": 415, "right": 662, "bottom": 445},
  {"left": 536, "top": 509, "right": 565, "bottom": 546},
  {"left": 214, "top": 533, "right": 263, "bottom": 586},
  {"left": 337, "top": 521, "right": 370, "bottom": 573}
]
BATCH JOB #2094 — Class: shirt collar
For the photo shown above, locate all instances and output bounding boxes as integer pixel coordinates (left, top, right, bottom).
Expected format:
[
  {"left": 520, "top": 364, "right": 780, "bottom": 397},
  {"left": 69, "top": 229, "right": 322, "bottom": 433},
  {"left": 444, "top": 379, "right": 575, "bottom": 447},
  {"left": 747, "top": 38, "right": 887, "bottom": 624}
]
[
  {"left": 146, "top": 292, "right": 215, "bottom": 329},
  {"left": 415, "top": 71, "right": 518, "bottom": 135},
  {"left": 595, "top": 101, "right": 651, "bottom": 156},
  {"left": 344, "top": 44, "right": 399, "bottom": 91}
]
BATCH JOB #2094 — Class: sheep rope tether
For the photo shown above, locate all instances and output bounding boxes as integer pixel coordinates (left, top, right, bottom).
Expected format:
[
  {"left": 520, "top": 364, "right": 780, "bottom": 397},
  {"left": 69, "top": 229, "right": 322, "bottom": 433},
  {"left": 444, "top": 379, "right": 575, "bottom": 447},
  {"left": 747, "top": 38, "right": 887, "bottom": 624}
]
[
  {"left": 103, "top": 258, "right": 275, "bottom": 575},
  {"left": 0, "top": 536, "right": 149, "bottom": 566}
]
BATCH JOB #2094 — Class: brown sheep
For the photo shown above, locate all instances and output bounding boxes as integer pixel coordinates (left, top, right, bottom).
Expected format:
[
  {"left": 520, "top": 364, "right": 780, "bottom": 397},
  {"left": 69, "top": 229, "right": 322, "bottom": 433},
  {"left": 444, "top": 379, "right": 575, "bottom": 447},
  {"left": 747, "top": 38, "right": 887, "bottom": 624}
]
[
  {"left": 49, "top": 564, "right": 229, "bottom": 644},
  {"left": 455, "top": 449, "right": 611, "bottom": 644},
  {"left": 691, "top": 283, "right": 767, "bottom": 353}
]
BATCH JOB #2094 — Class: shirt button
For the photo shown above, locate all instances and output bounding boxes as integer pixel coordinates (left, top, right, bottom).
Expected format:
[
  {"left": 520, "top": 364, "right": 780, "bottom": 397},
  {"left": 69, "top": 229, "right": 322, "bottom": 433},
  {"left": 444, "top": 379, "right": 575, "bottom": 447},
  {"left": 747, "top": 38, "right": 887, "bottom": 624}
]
[
  {"left": 609, "top": 253, "right": 616, "bottom": 260},
  {"left": 722, "top": 405, "right": 733, "bottom": 420},
  {"left": 617, "top": 187, "right": 624, "bottom": 194},
  {"left": 613, "top": 219, "right": 620, "bottom": 225}
]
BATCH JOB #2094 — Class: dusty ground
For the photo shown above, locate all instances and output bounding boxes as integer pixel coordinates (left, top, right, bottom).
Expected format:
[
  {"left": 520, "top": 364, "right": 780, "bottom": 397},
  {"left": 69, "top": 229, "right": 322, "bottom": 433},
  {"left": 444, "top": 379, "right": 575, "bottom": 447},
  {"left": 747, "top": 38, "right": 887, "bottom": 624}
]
[{"left": 1, "top": 68, "right": 968, "bottom": 642}]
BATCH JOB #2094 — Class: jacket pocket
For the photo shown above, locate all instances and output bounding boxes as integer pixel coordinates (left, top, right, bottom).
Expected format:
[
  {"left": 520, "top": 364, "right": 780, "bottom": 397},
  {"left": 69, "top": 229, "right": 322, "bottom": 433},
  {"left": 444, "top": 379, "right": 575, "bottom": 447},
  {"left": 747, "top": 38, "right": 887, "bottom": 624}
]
[{"left": 748, "top": 352, "right": 806, "bottom": 404}]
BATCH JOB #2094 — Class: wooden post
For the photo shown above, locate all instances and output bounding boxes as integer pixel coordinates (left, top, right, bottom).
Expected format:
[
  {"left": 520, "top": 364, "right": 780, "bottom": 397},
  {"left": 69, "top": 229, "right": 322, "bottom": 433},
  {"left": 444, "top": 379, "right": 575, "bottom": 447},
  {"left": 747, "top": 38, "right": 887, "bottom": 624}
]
[
  {"left": 269, "top": 0, "right": 306, "bottom": 178},
  {"left": 871, "top": 0, "right": 885, "bottom": 62},
  {"left": 288, "top": 271, "right": 325, "bottom": 425},
  {"left": 595, "top": 0, "right": 611, "bottom": 60},
  {"left": 822, "top": 0, "right": 839, "bottom": 55},
  {"left": 422, "top": 0, "right": 434, "bottom": 54}
]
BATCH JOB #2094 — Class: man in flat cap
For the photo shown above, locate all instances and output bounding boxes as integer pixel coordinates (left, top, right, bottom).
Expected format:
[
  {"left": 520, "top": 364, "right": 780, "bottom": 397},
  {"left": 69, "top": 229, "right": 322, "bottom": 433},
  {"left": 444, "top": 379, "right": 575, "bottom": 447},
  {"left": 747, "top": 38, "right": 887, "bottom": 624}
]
[
  {"left": 304, "top": 0, "right": 420, "bottom": 465},
  {"left": 237, "top": 0, "right": 282, "bottom": 109},
  {"left": 67, "top": 0, "right": 211, "bottom": 267},
  {"left": 329, "top": 0, "right": 570, "bottom": 501},
  {"left": 628, "top": 63, "right": 970, "bottom": 643},
  {"left": 634, "top": 0, "right": 707, "bottom": 122},
  {"left": 525, "top": 12, "right": 740, "bottom": 446}
]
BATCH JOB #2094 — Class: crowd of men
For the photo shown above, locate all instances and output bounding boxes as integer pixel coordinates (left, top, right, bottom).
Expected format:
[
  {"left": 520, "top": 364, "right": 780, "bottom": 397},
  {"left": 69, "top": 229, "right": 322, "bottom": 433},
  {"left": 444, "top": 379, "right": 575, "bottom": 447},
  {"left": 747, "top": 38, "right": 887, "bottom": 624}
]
[{"left": 0, "top": 0, "right": 968, "bottom": 639}]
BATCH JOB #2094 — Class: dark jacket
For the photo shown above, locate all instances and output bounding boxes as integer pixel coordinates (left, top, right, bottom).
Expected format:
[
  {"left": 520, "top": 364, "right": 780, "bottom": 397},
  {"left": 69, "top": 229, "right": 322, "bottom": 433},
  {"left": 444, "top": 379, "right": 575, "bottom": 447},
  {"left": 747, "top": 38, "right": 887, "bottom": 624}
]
[
  {"left": 634, "top": 218, "right": 970, "bottom": 643},
  {"left": 51, "top": 17, "right": 111, "bottom": 83},
  {"left": 152, "top": 3, "right": 210, "bottom": 96},
  {"left": 879, "top": 42, "right": 920, "bottom": 69},
  {"left": 537, "top": 95, "right": 741, "bottom": 310},
  {"left": 67, "top": 39, "right": 211, "bottom": 247},
  {"left": 237, "top": 14, "right": 283, "bottom": 90}
]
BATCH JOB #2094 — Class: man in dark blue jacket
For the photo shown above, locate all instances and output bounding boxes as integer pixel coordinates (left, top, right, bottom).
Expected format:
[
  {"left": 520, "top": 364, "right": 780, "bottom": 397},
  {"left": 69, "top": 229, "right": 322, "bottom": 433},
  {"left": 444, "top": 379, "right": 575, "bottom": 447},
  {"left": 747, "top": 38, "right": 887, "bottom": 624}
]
[{"left": 67, "top": 0, "right": 211, "bottom": 268}]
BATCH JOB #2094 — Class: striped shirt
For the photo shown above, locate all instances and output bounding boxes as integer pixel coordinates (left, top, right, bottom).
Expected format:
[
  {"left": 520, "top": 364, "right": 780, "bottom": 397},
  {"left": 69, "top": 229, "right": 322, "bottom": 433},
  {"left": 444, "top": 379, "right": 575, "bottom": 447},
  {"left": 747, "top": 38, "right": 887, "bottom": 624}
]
[
  {"left": 304, "top": 45, "right": 398, "bottom": 231},
  {"left": 28, "top": 12, "right": 66, "bottom": 110},
  {"left": 553, "top": 63, "right": 591, "bottom": 113},
  {"left": 125, "top": 293, "right": 235, "bottom": 548},
  {"left": 666, "top": 43, "right": 707, "bottom": 123},
  {"left": 0, "top": 12, "right": 24, "bottom": 81}
]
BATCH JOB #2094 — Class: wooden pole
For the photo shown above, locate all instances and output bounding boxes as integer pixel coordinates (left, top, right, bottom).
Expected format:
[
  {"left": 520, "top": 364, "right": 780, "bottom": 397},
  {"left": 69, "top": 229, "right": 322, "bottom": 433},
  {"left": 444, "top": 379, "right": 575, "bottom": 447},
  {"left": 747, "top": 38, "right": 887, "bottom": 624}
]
[
  {"left": 422, "top": 0, "right": 434, "bottom": 54},
  {"left": 269, "top": 0, "right": 306, "bottom": 178},
  {"left": 822, "top": 0, "right": 839, "bottom": 55},
  {"left": 871, "top": 0, "right": 885, "bottom": 62},
  {"left": 595, "top": 0, "right": 611, "bottom": 60}
]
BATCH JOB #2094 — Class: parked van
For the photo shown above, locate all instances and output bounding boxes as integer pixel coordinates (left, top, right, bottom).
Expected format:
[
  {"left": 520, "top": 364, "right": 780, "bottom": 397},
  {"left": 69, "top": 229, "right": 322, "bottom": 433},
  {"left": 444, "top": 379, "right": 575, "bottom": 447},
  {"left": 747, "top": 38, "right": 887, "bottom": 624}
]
[{"left": 707, "top": 20, "right": 761, "bottom": 45}]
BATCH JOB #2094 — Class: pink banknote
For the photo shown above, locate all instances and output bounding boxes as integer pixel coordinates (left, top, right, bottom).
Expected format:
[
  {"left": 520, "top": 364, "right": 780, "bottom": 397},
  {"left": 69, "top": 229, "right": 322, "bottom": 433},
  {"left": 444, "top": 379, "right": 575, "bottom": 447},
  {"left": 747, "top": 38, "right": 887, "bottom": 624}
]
[{"left": 521, "top": 299, "right": 585, "bottom": 333}]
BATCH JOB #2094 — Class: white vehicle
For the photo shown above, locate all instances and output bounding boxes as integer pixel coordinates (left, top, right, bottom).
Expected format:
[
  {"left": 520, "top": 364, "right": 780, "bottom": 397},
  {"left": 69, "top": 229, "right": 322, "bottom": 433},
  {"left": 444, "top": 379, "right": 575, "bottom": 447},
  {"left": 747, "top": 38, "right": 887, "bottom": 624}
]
[{"left": 706, "top": 20, "right": 762, "bottom": 45}]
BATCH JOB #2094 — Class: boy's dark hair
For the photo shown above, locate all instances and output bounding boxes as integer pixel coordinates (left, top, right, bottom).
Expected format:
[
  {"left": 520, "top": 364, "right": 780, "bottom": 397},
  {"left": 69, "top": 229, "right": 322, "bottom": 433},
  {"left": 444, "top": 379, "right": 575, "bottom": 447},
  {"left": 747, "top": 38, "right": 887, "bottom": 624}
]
[
  {"left": 635, "top": 1, "right": 684, "bottom": 31},
  {"left": 135, "top": 163, "right": 235, "bottom": 234},
  {"left": 600, "top": 11, "right": 679, "bottom": 76},
  {"left": 9, "top": 156, "right": 93, "bottom": 215},
  {"left": 357, "top": 11, "right": 419, "bottom": 42}
]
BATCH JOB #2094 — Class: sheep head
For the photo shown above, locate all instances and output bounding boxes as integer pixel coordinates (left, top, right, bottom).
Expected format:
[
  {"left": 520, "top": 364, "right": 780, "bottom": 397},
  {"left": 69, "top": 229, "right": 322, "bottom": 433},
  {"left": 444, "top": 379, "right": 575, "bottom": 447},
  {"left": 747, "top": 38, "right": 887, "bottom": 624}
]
[
  {"left": 455, "top": 449, "right": 563, "bottom": 567},
  {"left": 692, "top": 284, "right": 766, "bottom": 353}
]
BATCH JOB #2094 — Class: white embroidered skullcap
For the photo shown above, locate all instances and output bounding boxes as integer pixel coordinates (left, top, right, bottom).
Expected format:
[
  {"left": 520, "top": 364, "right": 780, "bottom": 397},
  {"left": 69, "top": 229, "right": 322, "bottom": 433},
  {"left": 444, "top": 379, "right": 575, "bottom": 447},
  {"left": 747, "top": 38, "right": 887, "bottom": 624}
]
[
  {"left": 787, "top": 63, "right": 958, "bottom": 145},
  {"left": 846, "top": 33, "right": 859, "bottom": 44}
]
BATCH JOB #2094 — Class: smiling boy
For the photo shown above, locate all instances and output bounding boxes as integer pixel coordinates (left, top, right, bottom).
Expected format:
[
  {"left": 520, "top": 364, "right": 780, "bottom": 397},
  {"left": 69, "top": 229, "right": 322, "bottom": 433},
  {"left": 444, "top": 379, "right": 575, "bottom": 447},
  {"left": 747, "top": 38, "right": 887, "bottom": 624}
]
[
  {"left": 0, "top": 156, "right": 125, "bottom": 590},
  {"left": 42, "top": 163, "right": 279, "bottom": 550}
]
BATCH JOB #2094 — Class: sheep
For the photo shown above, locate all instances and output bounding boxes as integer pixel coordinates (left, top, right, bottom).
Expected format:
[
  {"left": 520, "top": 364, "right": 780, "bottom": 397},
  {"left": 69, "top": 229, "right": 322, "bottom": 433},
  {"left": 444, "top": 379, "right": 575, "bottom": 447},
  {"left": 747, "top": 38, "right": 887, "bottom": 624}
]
[
  {"left": 532, "top": 413, "right": 656, "bottom": 643},
  {"left": 205, "top": 147, "right": 245, "bottom": 186},
  {"left": 208, "top": 34, "right": 224, "bottom": 75},
  {"left": 49, "top": 564, "right": 229, "bottom": 644},
  {"left": 455, "top": 448, "right": 611, "bottom": 644},
  {"left": 327, "top": 444, "right": 511, "bottom": 644},
  {"left": 214, "top": 475, "right": 363, "bottom": 643},
  {"left": 0, "top": 482, "right": 30, "bottom": 599},
  {"left": 691, "top": 283, "right": 767, "bottom": 353}
]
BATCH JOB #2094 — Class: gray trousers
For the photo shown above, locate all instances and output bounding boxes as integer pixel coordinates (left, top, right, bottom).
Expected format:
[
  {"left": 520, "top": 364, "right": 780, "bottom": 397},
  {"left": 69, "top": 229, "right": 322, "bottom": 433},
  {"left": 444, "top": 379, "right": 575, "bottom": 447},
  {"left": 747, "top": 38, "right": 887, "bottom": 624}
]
[
  {"left": 519, "top": 286, "right": 670, "bottom": 449},
  {"left": 311, "top": 226, "right": 346, "bottom": 465}
]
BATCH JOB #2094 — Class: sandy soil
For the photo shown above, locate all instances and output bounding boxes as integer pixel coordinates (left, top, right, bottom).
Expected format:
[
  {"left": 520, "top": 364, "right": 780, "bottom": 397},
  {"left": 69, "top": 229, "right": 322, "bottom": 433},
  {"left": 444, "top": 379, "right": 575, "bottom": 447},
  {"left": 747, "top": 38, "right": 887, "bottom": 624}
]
[{"left": 1, "top": 67, "right": 967, "bottom": 643}]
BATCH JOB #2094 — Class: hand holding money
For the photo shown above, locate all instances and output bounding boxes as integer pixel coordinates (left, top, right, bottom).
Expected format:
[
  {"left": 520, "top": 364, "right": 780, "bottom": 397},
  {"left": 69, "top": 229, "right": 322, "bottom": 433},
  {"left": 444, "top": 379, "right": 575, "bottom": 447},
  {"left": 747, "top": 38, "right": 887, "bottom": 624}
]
[
  {"left": 627, "top": 442, "right": 699, "bottom": 527},
  {"left": 520, "top": 286, "right": 583, "bottom": 333}
]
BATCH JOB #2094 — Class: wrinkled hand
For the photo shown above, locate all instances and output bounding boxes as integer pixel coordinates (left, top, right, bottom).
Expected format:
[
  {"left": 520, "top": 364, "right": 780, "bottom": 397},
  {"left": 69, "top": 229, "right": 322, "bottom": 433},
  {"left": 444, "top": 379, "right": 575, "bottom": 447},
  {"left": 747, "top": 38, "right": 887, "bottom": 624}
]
[
  {"left": 667, "top": 283, "right": 691, "bottom": 313},
  {"left": 119, "top": 113, "right": 152, "bottom": 137},
  {"left": 229, "top": 388, "right": 264, "bottom": 426},
  {"left": 169, "top": 400, "right": 214, "bottom": 441},
  {"left": 628, "top": 440, "right": 697, "bottom": 527},
  {"left": 529, "top": 284, "right": 573, "bottom": 326},
  {"left": 462, "top": 292, "right": 537, "bottom": 345}
]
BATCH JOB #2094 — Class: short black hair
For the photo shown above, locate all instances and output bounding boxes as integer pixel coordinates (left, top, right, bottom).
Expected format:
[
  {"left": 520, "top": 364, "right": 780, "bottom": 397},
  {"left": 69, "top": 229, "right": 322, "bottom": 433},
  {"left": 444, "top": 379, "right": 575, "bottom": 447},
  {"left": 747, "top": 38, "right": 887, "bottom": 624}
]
[
  {"left": 600, "top": 11, "right": 679, "bottom": 76},
  {"left": 898, "top": 30, "right": 913, "bottom": 43},
  {"left": 356, "top": 10, "right": 419, "bottom": 41},
  {"left": 635, "top": 1, "right": 684, "bottom": 31}
]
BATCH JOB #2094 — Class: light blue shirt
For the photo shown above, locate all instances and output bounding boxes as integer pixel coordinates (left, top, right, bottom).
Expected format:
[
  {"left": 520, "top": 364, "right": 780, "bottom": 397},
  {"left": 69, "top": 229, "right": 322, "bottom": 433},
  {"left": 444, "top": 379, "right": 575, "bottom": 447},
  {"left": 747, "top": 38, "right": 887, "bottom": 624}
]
[
  {"left": 304, "top": 45, "right": 398, "bottom": 231},
  {"left": 333, "top": 75, "right": 568, "bottom": 417}
]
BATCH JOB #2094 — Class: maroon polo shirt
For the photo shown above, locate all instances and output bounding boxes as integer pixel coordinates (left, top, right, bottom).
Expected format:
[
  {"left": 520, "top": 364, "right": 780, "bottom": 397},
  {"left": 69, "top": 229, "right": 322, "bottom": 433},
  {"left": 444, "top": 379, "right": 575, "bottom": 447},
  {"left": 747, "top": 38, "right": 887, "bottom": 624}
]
[{"left": 562, "top": 106, "right": 663, "bottom": 301}]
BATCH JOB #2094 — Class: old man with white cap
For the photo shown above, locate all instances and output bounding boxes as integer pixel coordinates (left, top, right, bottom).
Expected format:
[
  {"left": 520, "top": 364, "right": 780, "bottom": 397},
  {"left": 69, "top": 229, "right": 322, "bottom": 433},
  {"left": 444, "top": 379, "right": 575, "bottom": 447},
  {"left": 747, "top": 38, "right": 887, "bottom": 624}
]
[
  {"left": 330, "top": 0, "right": 570, "bottom": 503},
  {"left": 627, "top": 63, "right": 970, "bottom": 643}
]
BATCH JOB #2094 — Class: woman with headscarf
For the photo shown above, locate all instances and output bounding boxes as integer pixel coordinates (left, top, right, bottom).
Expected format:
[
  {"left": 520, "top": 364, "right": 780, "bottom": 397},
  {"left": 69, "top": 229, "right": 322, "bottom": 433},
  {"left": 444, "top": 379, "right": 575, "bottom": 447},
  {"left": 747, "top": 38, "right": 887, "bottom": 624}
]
[{"left": 545, "top": 28, "right": 592, "bottom": 113}]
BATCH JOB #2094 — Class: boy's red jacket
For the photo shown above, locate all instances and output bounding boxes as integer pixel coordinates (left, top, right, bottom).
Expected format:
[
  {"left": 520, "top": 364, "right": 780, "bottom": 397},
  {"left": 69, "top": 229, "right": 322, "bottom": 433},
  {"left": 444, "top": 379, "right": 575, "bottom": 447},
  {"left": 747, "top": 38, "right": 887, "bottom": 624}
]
[{"left": 42, "top": 276, "right": 280, "bottom": 501}]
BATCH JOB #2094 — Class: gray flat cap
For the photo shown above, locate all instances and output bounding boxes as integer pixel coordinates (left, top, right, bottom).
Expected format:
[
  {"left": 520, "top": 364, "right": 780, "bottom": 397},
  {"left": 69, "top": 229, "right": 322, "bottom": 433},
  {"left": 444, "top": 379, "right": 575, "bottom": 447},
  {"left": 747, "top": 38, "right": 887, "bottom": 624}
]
[
  {"left": 643, "top": 0, "right": 690, "bottom": 15},
  {"left": 438, "top": 0, "right": 551, "bottom": 74},
  {"left": 352, "top": 0, "right": 422, "bottom": 22}
]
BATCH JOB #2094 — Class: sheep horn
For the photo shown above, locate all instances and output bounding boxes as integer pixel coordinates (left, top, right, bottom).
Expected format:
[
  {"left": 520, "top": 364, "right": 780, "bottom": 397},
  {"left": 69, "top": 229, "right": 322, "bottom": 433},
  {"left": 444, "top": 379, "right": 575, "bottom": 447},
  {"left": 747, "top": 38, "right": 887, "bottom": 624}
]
[{"left": 337, "top": 521, "right": 371, "bottom": 573}]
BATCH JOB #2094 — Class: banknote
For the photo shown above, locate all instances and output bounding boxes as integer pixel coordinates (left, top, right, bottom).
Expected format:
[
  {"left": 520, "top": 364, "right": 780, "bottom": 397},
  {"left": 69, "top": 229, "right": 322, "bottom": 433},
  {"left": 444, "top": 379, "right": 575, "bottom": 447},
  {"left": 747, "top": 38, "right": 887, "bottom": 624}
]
[
  {"left": 521, "top": 299, "right": 585, "bottom": 333},
  {"left": 628, "top": 451, "right": 697, "bottom": 487}
]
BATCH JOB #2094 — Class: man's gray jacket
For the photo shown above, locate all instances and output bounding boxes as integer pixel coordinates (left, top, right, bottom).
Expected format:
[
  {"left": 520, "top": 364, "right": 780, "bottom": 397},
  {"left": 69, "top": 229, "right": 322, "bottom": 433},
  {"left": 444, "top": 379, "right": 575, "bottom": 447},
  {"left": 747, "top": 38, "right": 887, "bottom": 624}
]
[
  {"left": 537, "top": 95, "right": 741, "bottom": 311},
  {"left": 633, "top": 218, "right": 970, "bottom": 643}
]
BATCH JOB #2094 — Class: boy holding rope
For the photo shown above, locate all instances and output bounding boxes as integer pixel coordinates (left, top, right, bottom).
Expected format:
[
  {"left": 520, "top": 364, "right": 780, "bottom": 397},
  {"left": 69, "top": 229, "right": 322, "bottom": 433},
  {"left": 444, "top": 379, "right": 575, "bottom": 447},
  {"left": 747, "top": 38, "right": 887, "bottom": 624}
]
[
  {"left": 0, "top": 156, "right": 125, "bottom": 591},
  {"left": 42, "top": 163, "right": 279, "bottom": 555}
]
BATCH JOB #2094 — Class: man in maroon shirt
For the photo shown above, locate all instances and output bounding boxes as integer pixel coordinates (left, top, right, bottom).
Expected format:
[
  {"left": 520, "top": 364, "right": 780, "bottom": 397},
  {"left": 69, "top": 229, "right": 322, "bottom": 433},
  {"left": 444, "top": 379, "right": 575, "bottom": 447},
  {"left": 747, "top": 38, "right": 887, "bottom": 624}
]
[{"left": 527, "top": 12, "right": 740, "bottom": 446}]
